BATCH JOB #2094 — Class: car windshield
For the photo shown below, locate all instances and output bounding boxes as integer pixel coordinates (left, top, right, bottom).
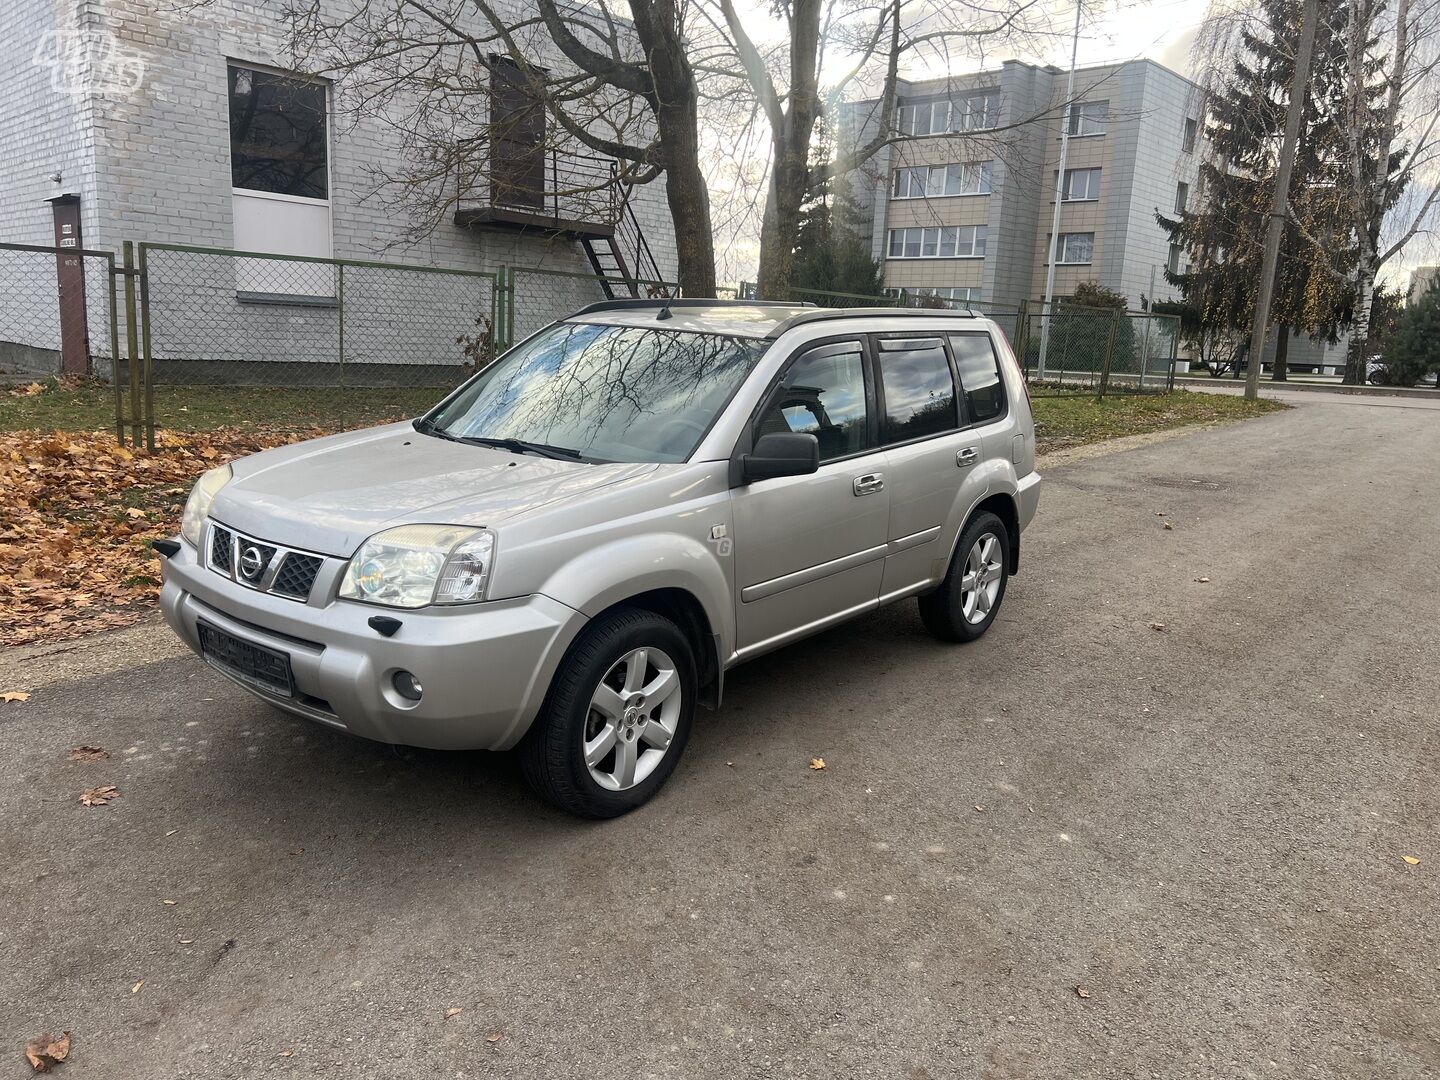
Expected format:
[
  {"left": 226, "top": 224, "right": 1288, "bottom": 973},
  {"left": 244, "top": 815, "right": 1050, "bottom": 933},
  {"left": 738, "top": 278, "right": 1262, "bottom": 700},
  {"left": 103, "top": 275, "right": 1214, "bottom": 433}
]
[{"left": 421, "top": 321, "right": 768, "bottom": 463}]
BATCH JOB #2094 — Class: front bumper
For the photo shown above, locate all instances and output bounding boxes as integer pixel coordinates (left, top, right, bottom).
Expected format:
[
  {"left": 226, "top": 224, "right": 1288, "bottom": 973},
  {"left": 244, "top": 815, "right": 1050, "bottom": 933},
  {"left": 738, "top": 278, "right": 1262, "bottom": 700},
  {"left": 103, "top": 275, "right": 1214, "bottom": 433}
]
[{"left": 158, "top": 538, "right": 584, "bottom": 750}]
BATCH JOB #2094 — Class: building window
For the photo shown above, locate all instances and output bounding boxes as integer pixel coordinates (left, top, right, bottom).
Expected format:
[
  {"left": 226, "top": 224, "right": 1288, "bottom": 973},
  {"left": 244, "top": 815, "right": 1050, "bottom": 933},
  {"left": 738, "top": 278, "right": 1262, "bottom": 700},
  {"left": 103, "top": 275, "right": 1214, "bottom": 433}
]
[
  {"left": 892, "top": 161, "right": 993, "bottom": 198},
  {"left": 1182, "top": 117, "right": 1198, "bottom": 153},
  {"left": 952, "top": 92, "right": 1000, "bottom": 132},
  {"left": 1063, "top": 167, "right": 1101, "bottom": 201},
  {"left": 1056, "top": 232, "right": 1094, "bottom": 264},
  {"left": 885, "top": 286, "right": 982, "bottom": 305},
  {"left": 228, "top": 63, "right": 333, "bottom": 299},
  {"left": 887, "top": 226, "right": 988, "bottom": 259},
  {"left": 1168, "top": 243, "right": 1183, "bottom": 274},
  {"left": 1067, "top": 100, "right": 1108, "bottom": 137},
  {"left": 897, "top": 92, "right": 1000, "bottom": 136},
  {"left": 1175, "top": 182, "right": 1189, "bottom": 213}
]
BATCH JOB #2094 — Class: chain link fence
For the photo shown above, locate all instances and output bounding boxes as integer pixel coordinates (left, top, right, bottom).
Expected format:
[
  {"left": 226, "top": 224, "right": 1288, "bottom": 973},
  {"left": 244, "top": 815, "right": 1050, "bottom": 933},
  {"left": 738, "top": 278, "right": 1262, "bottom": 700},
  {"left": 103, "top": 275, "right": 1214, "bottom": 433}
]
[
  {"left": 0, "top": 242, "right": 120, "bottom": 379},
  {"left": 138, "top": 244, "right": 500, "bottom": 435},
  {"left": 742, "top": 282, "right": 1177, "bottom": 396},
  {"left": 1017, "top": 301, "right": 1180, "bottom": 396},
  {"left": 500, "top": 266, "right": 679, "bottom": 347}
]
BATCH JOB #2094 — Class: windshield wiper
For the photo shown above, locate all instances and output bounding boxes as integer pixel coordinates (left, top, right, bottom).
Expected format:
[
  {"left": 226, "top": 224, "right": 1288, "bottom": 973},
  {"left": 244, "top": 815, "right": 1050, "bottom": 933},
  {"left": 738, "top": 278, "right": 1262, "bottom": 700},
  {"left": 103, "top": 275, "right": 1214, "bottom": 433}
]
[
  {"left": 413, "top": 418, "right": 462, "bottom": 443},
  {"left": 457, "top": 435, "right": 584, "bottom": 461}
]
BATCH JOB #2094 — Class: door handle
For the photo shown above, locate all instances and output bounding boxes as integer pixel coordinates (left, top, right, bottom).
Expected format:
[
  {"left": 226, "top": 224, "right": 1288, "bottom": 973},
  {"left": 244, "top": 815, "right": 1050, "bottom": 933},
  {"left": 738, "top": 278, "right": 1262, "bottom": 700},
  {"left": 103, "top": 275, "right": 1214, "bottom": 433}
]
[
  {"left": 956, "top": 446, "right": 979, "bottom": 467},
  {"left": 853, "top": 472, "right": 885, "bottom": 496}
]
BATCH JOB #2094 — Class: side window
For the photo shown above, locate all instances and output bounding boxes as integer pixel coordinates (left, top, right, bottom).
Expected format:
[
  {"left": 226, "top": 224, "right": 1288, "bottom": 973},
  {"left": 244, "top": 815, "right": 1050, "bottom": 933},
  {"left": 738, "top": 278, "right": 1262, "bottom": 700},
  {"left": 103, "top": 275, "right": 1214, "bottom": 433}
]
[
  {"left": 757, "top": 341, "right": 869, "bottom": 461},
  {"left": 950, "top": 333, "right": 1007, "bottom": 424},
  {"left": 877, "top": 337, "right": 958, "bottom": 443}
]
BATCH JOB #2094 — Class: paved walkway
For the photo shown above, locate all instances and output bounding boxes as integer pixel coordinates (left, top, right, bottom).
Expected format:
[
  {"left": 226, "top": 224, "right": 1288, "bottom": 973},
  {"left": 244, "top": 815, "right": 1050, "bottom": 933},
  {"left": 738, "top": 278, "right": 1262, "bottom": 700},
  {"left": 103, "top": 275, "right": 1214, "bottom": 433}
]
[{"left": 3, "top": 398, "right": 1436, "bottom": 1077}]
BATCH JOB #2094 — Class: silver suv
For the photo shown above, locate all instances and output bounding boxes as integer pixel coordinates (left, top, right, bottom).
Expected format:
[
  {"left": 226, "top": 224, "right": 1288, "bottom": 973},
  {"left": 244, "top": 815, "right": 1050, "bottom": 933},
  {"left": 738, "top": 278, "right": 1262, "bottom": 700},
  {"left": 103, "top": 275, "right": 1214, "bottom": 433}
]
[{"left": 158, "top": 300, "right": 1041, "bottom": 816}]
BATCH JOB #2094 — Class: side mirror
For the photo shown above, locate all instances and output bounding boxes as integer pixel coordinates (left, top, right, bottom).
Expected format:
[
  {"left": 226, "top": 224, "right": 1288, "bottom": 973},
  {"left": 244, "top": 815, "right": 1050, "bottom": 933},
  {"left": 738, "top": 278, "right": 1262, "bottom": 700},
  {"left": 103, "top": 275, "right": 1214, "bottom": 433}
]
[{"left": 740, "top": 431, "right": 820, "bottom": 483}]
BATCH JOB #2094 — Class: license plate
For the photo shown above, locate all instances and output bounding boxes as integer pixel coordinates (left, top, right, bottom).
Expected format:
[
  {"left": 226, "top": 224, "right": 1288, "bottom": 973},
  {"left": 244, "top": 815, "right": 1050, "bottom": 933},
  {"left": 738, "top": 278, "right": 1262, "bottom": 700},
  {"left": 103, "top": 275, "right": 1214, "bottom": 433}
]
[{"left": 197, "top": 621, "right": 294, "bottom": 698}]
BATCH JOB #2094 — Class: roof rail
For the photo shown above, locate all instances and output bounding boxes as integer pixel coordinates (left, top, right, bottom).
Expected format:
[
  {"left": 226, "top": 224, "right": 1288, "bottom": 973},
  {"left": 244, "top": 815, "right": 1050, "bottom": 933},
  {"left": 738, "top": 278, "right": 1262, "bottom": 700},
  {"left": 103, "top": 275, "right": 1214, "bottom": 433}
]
[
  {"left": 765, "top": 305, "right": 991, "bottom": 339},
  {"left": 568, "top": 297, "right": 815, "bottom": 318}
]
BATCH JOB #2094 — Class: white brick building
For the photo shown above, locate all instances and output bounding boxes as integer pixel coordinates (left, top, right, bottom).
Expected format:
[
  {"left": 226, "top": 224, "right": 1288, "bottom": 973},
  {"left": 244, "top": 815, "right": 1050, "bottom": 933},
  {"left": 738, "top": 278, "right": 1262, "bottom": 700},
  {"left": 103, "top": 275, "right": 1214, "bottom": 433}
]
[{"left": 0, "top": 0, "right": 679, "bottom": 374}]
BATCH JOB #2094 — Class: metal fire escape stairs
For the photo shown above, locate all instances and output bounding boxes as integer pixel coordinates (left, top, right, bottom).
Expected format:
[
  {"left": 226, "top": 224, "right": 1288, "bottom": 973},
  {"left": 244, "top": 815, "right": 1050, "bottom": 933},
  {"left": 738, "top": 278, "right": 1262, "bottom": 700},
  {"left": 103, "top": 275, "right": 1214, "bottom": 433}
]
[{"left": 581, "top": 181, "right": 678, "bottom": 300}]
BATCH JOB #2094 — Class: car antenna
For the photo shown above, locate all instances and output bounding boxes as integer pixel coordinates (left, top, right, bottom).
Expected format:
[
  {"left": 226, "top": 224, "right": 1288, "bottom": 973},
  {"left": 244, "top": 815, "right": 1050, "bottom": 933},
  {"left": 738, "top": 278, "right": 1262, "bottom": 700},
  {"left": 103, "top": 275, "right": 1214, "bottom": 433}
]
[{"left": 656, "top": 295, "right": 673, "bottom": 321}]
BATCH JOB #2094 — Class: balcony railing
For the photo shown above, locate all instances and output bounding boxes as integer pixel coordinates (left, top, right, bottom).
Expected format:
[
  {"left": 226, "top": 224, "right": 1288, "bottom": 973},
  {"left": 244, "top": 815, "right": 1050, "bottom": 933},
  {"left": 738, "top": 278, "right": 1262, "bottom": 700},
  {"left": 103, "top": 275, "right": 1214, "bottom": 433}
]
[{"left": 455, "top": 150, "right": 622, "bottom": 238}]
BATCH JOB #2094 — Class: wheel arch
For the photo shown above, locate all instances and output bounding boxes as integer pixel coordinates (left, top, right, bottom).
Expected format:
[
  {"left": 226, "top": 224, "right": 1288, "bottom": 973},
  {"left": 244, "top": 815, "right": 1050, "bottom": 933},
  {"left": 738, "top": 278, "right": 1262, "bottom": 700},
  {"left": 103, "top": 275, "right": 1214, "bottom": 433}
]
[
  {"left": 586, "top": 588, "right": 724, "bottom": 710},
  {"left": 970, "top": 491, "right": 1021, "bottom": 573}
]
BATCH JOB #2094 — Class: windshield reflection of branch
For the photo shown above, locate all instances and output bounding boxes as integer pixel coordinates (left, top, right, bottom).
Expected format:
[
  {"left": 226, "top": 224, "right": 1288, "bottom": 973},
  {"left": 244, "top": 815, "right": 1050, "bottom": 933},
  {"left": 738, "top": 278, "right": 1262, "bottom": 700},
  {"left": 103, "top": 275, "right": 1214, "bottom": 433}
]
[{"left": 463, "top": 326, "right": 758, "bottom": 455}]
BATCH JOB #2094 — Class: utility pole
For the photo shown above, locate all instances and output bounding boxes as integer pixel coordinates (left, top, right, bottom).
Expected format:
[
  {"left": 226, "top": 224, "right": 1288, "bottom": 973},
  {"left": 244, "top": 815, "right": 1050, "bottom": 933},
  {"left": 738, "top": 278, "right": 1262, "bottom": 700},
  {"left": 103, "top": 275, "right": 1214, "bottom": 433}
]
[
  {"left": 1245, "top": 0, "right": 1320, "bottom": 401},
  {"left": 1036, "top": 0, "right": 1084, "bottom": 379}
]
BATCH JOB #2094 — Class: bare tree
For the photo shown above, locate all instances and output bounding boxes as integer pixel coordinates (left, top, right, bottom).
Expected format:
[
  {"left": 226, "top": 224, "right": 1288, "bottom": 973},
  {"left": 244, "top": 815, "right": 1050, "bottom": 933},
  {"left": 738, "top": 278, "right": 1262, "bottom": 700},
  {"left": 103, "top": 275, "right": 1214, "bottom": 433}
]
[
  {"left": 704, "top": 0, "right": 1058, "bottom": 297},
  {"left": 1333, "top": 0, "right": 1440, "bottom": 382},
  {"left": 282, "top": 0, "right": 729, "bottom": 295}
]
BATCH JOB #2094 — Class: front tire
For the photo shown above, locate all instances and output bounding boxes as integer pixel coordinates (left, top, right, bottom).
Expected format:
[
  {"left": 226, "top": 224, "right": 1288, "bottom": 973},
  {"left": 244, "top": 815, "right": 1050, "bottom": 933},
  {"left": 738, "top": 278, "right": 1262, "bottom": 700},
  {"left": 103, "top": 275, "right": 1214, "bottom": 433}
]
[
  {"left": 520, "top": 608, "right": 696, "bottom": 818},
  {"left": 918, "top": 512, "right": 1011, "bottom": 643}
]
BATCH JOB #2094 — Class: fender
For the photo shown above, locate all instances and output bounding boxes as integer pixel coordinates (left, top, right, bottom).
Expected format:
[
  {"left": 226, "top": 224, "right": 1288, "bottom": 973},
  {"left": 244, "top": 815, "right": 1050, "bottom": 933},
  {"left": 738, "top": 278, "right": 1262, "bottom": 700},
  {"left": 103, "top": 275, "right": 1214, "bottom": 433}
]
[{"left": 538, "top": 532, "right": 736, "bottom": 661}]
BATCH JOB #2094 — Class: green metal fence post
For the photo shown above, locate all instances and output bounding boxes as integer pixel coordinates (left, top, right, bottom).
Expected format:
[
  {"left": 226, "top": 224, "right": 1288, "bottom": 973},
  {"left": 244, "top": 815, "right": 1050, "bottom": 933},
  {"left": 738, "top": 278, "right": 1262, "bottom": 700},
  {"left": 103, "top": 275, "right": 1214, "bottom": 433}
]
[
  {"left": 507, "top": 267, "right": 517, "bottom": 349},
  {"left": 121, "top": 241, "right": 141, "bottom": 447},
  {"left": 337, "top": 262, "right": 346, "bottom": 430},
  {"left": 1167, "top": 315, "right": 1179, "bottom": 391},
  {"left": 1098, "top": 308, "right": 1120, "bottom": 400},
  {"left": 106, "top": 253, "right": 123, "bottom": 446},
  {"left": 137, "top": 244, "right": 155, "bottom": 451},
  {"left": 1014, "top": 298, "right": 1030, "bottom": 369}
]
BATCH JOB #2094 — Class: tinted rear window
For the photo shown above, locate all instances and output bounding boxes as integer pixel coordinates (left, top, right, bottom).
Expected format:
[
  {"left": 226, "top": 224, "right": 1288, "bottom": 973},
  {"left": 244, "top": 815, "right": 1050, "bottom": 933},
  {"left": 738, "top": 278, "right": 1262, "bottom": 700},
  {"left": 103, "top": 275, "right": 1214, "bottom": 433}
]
[{"left": 877, "top": 337, "right": 958, "bottom": 443}]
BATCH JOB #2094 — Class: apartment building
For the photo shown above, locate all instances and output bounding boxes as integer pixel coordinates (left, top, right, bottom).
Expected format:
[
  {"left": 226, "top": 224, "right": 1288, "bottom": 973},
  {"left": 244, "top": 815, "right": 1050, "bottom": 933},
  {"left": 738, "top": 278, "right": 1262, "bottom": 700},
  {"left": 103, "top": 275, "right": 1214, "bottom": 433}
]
[{"left": 843, "top": 58, "right": 1204, "bottom": 313}]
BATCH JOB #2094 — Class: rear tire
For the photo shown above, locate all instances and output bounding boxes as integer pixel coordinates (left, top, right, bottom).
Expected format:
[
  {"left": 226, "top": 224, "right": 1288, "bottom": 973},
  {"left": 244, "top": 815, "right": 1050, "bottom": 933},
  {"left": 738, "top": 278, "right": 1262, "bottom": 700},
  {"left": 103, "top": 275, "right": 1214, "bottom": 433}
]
[
  {"left": 520, "top": 608, "right": 696, "bottom": 818},
  {"left": 918, "top": 512, "right": 1010, "bottom": 643}
]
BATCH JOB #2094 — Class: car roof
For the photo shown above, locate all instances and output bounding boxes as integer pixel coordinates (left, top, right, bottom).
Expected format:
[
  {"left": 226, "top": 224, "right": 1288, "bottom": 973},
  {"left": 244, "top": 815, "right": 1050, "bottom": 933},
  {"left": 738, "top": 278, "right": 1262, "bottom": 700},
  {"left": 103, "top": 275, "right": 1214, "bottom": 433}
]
[{"left": 565, "top": 298, "right": 992, "bottom": 340}]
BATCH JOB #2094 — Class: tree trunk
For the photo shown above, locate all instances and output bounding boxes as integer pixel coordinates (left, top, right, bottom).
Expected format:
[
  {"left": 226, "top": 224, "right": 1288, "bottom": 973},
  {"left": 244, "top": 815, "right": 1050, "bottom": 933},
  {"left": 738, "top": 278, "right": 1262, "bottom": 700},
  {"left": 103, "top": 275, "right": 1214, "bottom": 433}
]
[
  {"left": 1344, "top": 266, "right": 1375, "bottom": 384},
  {"left": 626, "top": 0, "right": 716, "bottom": 297},
  {"left": 755, "top": 166, "right": 807, "bottom": 299},
  {"left": 654, "top": 104, "right": 717, "bottom": 297},
  {"left": 1272, "top": 324, "right": 1290, "bottom": 381}
]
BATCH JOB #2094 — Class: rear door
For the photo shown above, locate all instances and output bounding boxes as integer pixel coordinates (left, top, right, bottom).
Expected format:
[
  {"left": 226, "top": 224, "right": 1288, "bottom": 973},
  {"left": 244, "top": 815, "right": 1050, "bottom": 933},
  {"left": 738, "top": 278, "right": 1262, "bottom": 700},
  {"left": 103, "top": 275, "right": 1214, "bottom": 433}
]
[
  {"left": 875, "top": 333, "right": 990, "bottom": 597},
  {"left": 949, "top": 330, "right": 1017, "bottom": 473},
  {"left": 731, "top": 338, "right": 890, "bottom": 655}
]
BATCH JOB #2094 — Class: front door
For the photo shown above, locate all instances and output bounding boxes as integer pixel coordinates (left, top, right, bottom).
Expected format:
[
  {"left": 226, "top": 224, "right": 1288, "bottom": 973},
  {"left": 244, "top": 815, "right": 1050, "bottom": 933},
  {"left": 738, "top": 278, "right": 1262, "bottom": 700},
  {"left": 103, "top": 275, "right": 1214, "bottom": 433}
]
[
  {"left": 489, "top": 57, "right": 545, "bottom": 210},
  {"left": 731, "top": 339, "right": 889, "bottom": 656}
]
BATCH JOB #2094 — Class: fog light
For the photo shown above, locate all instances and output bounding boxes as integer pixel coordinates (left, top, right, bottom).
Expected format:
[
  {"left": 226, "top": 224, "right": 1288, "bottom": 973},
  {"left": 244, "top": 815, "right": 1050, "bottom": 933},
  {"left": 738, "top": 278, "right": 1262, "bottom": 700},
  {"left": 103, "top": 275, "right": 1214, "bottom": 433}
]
[{"left": 393, "top": 671, "right": 423, "bottom": 702}]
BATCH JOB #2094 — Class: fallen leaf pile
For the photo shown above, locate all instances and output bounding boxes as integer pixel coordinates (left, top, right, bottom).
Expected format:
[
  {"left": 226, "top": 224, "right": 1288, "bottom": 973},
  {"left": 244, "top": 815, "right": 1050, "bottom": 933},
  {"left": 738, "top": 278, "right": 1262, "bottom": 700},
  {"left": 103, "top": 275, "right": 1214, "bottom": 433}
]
[
  {"left": 0, "top": 427, "right": 319, "bottom": 647},
  {"left": 68, "top": 746, "right": 109, "bottom": 761},
  {"left": 80, "top": 785, "right": 120, "bottom": 806},
  {"left": 24, "top": 1031, "right": 70, "bottom": 1071}
]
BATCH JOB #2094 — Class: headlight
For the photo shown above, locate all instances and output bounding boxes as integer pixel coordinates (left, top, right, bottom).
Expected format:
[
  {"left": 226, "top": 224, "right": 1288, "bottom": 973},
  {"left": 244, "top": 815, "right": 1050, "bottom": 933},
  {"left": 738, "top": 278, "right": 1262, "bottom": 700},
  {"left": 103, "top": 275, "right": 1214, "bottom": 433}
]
[
  {"left": 180, "top": 464, "right": 232, "bottom": 547},
  {"left": 339, "top": 525, "right": 496, "bottom": 608}
]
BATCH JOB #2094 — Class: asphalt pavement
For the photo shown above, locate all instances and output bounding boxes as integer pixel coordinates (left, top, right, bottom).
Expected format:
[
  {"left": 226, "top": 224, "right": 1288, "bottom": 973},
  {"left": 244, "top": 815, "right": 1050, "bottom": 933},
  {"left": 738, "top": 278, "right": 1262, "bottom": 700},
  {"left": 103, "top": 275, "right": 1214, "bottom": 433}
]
[{"left": 3, "top": 392, "right": 1437, "bottom": 1078}]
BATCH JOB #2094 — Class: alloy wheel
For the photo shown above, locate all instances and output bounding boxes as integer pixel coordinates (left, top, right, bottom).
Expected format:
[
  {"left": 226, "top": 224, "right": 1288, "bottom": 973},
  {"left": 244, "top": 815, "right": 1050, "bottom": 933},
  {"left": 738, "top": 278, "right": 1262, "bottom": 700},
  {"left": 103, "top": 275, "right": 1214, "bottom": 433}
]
[
  {"left": 960, "top": 532, "right": 1004, "bottom": 624},
  {"left": 582, "top": 647, "right": 682, "bottom": 791}
]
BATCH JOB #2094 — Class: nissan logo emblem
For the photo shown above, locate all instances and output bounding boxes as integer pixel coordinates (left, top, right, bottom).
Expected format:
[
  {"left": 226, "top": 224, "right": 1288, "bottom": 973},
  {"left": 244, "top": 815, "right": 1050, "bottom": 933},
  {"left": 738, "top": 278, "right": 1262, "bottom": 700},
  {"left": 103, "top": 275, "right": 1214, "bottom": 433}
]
[{"left": 238, "top": 545, "right": 265, "bottom": 581}]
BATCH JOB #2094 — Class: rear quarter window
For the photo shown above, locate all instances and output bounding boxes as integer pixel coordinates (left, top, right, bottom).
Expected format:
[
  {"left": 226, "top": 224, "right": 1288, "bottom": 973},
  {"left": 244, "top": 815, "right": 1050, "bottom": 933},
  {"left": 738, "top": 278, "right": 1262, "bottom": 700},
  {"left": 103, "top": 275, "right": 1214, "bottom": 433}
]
[{"left": 949, "top": 333, "right": 1007, "bottom": 424}]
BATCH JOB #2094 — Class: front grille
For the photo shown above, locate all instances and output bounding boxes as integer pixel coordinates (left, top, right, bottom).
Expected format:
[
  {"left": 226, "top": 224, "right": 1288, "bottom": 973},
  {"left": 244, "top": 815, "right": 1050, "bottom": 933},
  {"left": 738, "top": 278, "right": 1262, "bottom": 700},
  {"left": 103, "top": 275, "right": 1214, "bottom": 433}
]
[
  {"left": 209, "top": 525, "right": 234, "bottom": 572},
  {"left": 205, "top": 523, "right": 325, "bottom": 603},
  {"left": 270, "top": 552, "right": 323, "bottom": 600},
  {"left": 234, "top": 541, "right": 278, "bottom": 584}
]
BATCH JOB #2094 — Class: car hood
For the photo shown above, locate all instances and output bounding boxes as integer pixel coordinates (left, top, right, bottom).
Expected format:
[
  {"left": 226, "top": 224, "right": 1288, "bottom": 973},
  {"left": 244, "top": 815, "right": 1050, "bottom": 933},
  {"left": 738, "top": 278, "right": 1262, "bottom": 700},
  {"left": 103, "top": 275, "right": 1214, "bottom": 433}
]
[{"left": 208, "top": 422, "right": 657, "bottom": 556}]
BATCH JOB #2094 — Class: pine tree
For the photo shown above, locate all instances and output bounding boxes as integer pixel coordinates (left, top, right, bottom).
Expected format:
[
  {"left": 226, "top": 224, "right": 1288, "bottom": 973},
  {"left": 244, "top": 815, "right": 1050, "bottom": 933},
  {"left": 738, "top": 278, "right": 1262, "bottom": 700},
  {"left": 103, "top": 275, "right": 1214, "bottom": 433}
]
[
  {"left": 790, "top": 182, "right": 885, "bottom": 300},
  {"left": 1158, "top": 0, "right": 1354, "bottom": 380}
]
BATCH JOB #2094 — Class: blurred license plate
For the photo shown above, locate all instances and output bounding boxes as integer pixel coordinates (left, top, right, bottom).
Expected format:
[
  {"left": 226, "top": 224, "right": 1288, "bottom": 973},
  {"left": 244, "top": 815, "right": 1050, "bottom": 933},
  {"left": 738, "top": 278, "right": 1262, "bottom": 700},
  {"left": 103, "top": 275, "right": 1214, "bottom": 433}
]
[{"left": 197, "top": 621, "right": 294, "bottom": 697}]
